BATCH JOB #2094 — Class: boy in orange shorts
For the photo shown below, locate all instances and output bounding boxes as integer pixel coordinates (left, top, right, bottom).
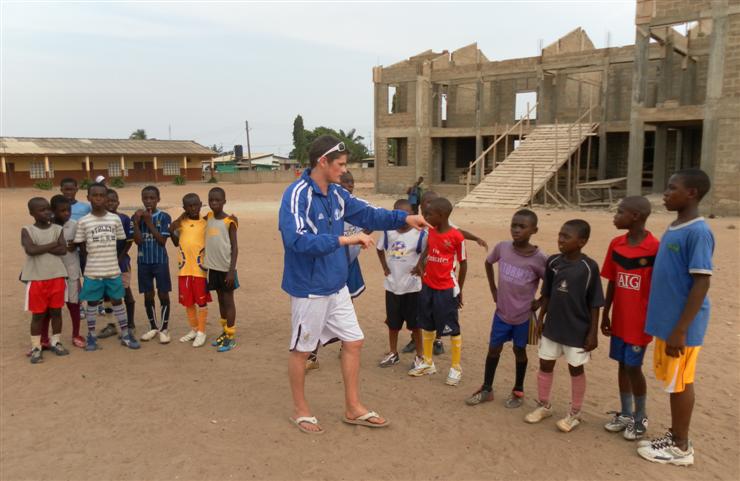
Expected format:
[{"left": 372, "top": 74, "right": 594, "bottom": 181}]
[
  {"left": 21, "top": 197, "right": 70, "bottom": 363},
  {"left": 171, "top": 193, "right": 211, "bottom": 347},
  {"left": 637, "top": 169, "right": 714, "bottom": 467}
]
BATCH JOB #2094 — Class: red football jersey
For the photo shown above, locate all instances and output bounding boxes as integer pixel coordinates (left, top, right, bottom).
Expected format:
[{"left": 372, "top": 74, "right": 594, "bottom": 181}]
[
  {"left": 600, "top": 232, "right": 660, "bottom": 346},
  {"left": 423, "top": 227, "right": 466, "bottom": 290}
]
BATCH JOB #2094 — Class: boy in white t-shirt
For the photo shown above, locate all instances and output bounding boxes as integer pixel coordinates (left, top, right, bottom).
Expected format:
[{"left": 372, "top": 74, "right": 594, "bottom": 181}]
[{"left": 376, "top": 199, "right": 427, "bottom": 368}]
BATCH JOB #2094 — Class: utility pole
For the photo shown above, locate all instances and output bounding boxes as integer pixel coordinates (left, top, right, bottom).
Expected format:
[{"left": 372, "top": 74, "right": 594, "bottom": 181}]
[
  {"left": 245, "top": 121, "right": 252, "bottom": 170},
  {"left": 168, "top": 124, "right": 172, "bottom": 140}
]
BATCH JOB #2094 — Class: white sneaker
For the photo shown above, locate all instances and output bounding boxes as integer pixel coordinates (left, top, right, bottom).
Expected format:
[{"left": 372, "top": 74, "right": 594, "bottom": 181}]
[
  {"left": 192, "top": 332, "right": 207, "bottom": 348},
  {"left": 445, "top": 367, "right": 462, "bottom": 386},
  {"left": 140, "top": 329, "right": 159, "bottom": 341},
  {"left": 637, "top": 437, "right": 694, "bottom": 466},
  {"left": 524, "top": 402, "right": 553, "bottom": 424},
  {"left": 604, "top": 411, "right": 632, "bottom": 432},
  {"left": 158, "top": 329, "right": 171, "bottom": 344},
  {"left": 556, "top": 412, "right": 582, "bottom": 432},
  {"left": 180, "top": 330, "right": 197, "bottom": 343},
  {"left": 638, "top": 430, "right": 672, "bottom": 448},
  {"left": 408, "top": 361, "right": 436, "bottom": 377},
  {"left": 624, "top": 417, "right": 648, "bottom": 440}
]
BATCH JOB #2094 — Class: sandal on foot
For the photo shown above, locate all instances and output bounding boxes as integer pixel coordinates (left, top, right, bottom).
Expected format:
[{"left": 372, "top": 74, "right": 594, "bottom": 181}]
[
  {"left": 290, "top": 416, "right": 324, "bottom": 435},
  {"left": 342, "top": 411, "right": 390, "bottom": 428}
]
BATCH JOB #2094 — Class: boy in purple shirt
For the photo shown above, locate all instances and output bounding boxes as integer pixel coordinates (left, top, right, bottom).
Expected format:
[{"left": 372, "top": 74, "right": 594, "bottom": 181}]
[{"left": 466, "top": 209, "right": 547, "bottom": 408}]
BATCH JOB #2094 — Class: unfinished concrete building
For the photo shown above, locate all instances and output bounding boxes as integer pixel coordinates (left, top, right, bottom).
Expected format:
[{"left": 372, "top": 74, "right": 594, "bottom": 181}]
[{"left": 373, "top": 0, "right": 739, "bottom": 215}]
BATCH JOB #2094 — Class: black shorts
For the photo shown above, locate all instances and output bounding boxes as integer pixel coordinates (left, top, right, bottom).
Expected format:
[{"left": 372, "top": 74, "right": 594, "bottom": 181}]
[
  {"left": 417, "top": 284, "right": 460, "bottom": 336},
  {"left": 207, "top": 269, "right": 240, "bottom": 292},
  {"left": 385, "top": 291, "right": 419, "bottom": 331}
]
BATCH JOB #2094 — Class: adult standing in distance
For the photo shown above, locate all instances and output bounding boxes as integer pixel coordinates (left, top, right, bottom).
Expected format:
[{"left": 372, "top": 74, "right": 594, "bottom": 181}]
[{"left": 279, "top": 135, "right": 430, "bottom": 434}]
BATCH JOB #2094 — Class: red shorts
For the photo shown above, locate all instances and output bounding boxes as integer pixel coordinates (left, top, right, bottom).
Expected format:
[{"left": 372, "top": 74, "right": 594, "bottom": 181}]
[
  {"left": 25, "top": 278, "right": 66, "bottom": 314},
  {"left": 178, "top": 276, "right": 211, "bottom": 307}
]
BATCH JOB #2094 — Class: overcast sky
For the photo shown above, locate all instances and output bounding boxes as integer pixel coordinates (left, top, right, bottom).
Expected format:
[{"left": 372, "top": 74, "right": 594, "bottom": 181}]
[{"left": 2, "top": 1, "right": 636, "bottom": 156}]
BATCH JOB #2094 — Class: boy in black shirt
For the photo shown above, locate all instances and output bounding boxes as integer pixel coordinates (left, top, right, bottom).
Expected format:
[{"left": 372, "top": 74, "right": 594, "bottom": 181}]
[{"left": 524, "top": 219, "right": 604, "bottom": 432}]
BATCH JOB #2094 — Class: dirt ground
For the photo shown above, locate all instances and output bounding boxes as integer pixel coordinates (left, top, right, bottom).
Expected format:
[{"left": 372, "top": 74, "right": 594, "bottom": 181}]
[{"left": 1, "top": 181, "right": 738, "bottom": 481}]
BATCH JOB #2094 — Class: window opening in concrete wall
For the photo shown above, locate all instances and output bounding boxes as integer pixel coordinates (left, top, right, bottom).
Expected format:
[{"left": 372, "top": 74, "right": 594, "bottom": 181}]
[
  {"left": 440, "top": 93, "right": 448, "bottom": 121},
  {"left": 515, "top": 91, "right": 537, "bottom": 120},
  {"left": 455, "top": 138, "right": 476, "bottom": 168},
  {"left": 514, "top": 139, "right": 521, "bottom": 150},
  {"left": 388, "top": 85, "right": 397, "bottom": 114},
  {"left": 388, "top": 84, "right": 407, "bottom": 114},
  {"left": 108, "top": 161, "right": 122, "bottom": 177},
  {"left": 387, "top": 138, "right": 408, "bottom": 166},
  {"left": 163, "top": 160, "right": 180, "bottom": 176},
  {"left": 29, "top": 160, "right": 47, "bottom": 179}
]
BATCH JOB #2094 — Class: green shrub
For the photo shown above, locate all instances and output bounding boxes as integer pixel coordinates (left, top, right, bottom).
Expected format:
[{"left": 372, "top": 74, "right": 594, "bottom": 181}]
[
  {"left": 109, "top": 177, "right": 125, "bottom": 188},
  {"left": 34, "top": 179, "right": 53, "bottom": 190},
  {"left": 173, "top": 175, "right": 186, "bottom": 185},
  {"left": 79, "top": 177, "right": 93, "bottom": 190},
  {"left": 207, "top": 176, "right": 218, "bottom": 183}
]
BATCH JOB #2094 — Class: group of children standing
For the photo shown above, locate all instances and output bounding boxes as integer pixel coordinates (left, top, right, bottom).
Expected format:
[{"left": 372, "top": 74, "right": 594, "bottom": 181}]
[
  {"left": 21, "top": 179, "right": 240, "bottom": 364},
  {"left": 372, "top": 168, "right": 713, "bottom": 467}
]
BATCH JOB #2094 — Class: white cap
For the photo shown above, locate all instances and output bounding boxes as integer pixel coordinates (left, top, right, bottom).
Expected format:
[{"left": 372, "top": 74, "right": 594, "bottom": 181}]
[{"left": 95, "top": 175, "right": 106, "bottom": 183}]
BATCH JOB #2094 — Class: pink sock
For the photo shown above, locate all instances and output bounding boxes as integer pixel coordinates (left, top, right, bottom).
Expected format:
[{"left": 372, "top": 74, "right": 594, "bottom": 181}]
[
  {"left": 537, "top": 370, "right": 554, "bottom": 405},
  {"left": 571, "top": 373, "right": 586, "bottom": 414}
]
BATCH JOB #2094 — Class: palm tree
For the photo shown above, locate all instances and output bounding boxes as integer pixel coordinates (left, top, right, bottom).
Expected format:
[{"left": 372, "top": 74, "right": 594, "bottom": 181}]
[{"left": 129, "top": 129, "right": 147, "bottom": 140}]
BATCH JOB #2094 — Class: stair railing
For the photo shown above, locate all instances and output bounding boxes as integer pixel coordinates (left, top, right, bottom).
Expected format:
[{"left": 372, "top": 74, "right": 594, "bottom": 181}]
[{"left": 465, "top": 101, "right": 538, "bottom": 195}]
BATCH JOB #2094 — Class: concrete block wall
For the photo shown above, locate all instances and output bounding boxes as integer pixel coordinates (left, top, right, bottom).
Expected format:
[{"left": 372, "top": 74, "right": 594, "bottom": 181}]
[{"left": 375, "top": 136, "right": 418, "bottom": 194}]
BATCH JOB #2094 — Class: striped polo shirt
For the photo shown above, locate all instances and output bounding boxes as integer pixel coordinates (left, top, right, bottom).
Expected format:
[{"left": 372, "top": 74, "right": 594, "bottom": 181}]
[
  {"left": 130, "top": 210, "right": 171, "bottom": 265},
  {"left": 73, "top": 212, "right": 125, "bottom": 278}
]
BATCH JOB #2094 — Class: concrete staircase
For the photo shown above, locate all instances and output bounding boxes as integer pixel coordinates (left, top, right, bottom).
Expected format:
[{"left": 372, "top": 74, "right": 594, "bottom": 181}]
[{"left": 457, "top": 122, "right": 597, "bottom": 208}]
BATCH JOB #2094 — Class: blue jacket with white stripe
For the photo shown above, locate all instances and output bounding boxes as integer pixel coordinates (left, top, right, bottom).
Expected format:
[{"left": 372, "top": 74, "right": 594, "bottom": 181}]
[{"left": 279, "top": 169, "right": 408, "bottom": 298}]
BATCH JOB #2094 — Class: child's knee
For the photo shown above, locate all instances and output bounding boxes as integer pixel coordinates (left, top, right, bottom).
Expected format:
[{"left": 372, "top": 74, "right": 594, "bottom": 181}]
[
  {"left": 144, "top": 292, "right": 155, "bottom": 302},
  {"left": 513, "top": 345, "right": 527, "bottom": 361},
  {"left": 539, "top": 359, "right": 555, "bottom": 372},
  {"left": 624, "top": 364, "right": 643, "bottom": 378},
  {"left": 568, "top": 364, "right": 585, "bottom": 376},
  {"left": 488, "top": 344, "right": 503, "bottom": 357},
  {"left": 157, "top": 291, "right": 170, "bottom": 302}
]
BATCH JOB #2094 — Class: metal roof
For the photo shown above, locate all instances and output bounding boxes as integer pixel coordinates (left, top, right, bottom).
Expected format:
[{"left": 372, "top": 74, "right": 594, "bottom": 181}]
[{"left": 0, "top": 137, "right": 216, "bottom": 156}]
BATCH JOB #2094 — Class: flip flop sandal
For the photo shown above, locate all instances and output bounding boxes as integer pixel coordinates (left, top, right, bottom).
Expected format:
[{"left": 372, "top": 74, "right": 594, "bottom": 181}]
[
  {"left": 290, "top": 416, "right": 324, "bottom": 435},
  {"left": 342, "top": 411, "right": 390, "bottom": 428}
]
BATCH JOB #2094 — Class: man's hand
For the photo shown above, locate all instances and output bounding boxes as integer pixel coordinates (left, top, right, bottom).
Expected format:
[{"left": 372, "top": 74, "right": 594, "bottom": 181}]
[
  {"left": 476, "top": 238, "right": 489, "bottom": 250},
  {"left": 583, "top": 331, "right": 598, "bottom": 352},
  {"left": 133, "top": 209, "right": 145, "bottom": 222},
  {"left": 405, "top": 215, "right": 431, "bottom": 231},
  {"left": 341, "top": 232, "right": 375, "bottom": 249},
  {"left": 600, "top": 314, "right": 612, "bottom": 337},
  {"left": 225, "top": 270, "right": 235, "bottom": 289},
  {"left": 665, "top": 329, "right": 686, "bottom": 358}
]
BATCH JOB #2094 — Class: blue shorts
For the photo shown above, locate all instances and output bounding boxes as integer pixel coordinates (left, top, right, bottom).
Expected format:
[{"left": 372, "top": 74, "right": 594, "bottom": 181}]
[
  {"left": 347, "top": 259, "right": 365, "bottom": 298},
  {"left": 417, "top": 285, "right": 460, "bottom": 337},
  {"left": 80, "top": 276, "right": 125, "bottom": 302},
  {"left": 609, "top": 335, "right": 647, "bottom": 367},
  {"left": 489, "top": 312, "right": 529, "bottom": 349},
  {"left": 138, "top": 263, "right": 172, "bottom": 294}
]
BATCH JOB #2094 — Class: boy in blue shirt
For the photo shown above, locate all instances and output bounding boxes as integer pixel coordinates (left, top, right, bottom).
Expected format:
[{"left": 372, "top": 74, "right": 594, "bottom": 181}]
[
  {"left": 637, "top": 169, "right": 714, "bottom": 467},
  {"left": 132, "top": 185, "right": 172, "bottom": 344}
]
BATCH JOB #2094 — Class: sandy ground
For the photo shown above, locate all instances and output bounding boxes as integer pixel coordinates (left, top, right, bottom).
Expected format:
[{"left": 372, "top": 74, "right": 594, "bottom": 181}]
[{"left": 0, "top": 181, "right": 738, "bottom": 481}]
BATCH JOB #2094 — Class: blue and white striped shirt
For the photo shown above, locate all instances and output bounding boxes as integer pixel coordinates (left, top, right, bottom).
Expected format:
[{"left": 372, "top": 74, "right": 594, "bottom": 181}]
[{"left": 131, "top": 210, "right": 171, "bottom": 265}]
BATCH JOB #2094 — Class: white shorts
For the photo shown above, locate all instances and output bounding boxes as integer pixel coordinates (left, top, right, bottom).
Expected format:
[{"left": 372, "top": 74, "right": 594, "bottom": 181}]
[
  {"left": 66, "top": 277, "right": 80, "bottom": 304},
  {"left": 538, "top": 335, "right": 590, "bottom": 367},
  {"left": 289, "top": 287, "right": 364, "bottom": 352}
]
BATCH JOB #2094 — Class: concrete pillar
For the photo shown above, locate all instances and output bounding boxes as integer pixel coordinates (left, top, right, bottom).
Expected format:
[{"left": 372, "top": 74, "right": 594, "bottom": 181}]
[
  {"left": 414, "top": 63, "right": 433, "bottom": 183},
  {"left": 474, "top": 79, "right": 483, "bottom": 183},
  {"left": 652, "top": 125, "right": 668, "bottom": 193},
  {"left": 44, "top": 155, "right": 50, "bottom": 178},
  {"left": 153, "top": 156, "right": 158, "bottom": 182},
  {"left": 657, "top": 39, "right": 673, "bottom": 105},
  {"left": 1, "top": 156, "right": 6, "bottom": 188},
  {"left": 120, "top": 155, "right": 125, "bottom": 176},
  {"left": 699, "top": 0, "right": 729, "bottom": 214},
  {"left": 626, "top": 27, "right": 649, "bottom": 195},
  {"left": 597, "top": 56, "right": 610, "bottom": 180},
  {"left": 182, "top": 155, "right": 188, "bottom": 171},
  {"left": 674, "top": 129, "right": 683, "bottom": 171},
  {"left": 85, "top": 155, "right": 91, "bottom": 175}
]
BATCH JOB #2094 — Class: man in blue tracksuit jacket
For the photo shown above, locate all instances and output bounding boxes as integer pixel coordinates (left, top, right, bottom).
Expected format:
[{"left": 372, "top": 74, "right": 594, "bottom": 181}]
[{"left": 279, "top": 135, "right": 429, "bottom": 434}]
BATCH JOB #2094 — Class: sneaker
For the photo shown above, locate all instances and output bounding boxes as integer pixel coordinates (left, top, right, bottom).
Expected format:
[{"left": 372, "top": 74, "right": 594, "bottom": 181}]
[
  {"left": 379, "top": 352, "right": 400, "bottom": 367},
  {"left": 446, "top": 367, "right": 462, "bottom": 386},
  {"left": 433, "top": 340, "right": 444, "bottom": 355},
  {"left": 624, "top": 417, "right": 648, "bottom": 441},
  {"left": 72, "top": 336, "right": 86, "bottom": 349},
  {"left": 217, "top": 337, "right": 236, "bottom": 353},
  {"left": 211, "top": 331, "right": 227, "bottom": 347},
  {"left": 401, "top": 339, "right": 416, "bottom": 353},
  {"left": 180, "top": 330, "right": 197, "bottom": 343},
  {"left": 85, "top": 333, "right": 100, "bottom": 351},
  {"left": 98, "top": 323, "right": 118, "bottom": 339},
  {"left": 408, "top": 361, "right": 436, "bottom": 377},
  {"left": 465, "top": 387, "right": 493, "bottom": 406},
  {"left": 120, "top": 333, "right": 141, "bottom": 350},
  {"left": 556, "top": 412, "right": 582, "bottom": 432},
  {"left": 638, "top": 430, "right": 672, "bottom": 448},
  {"left": 140, "top": 329, "right": 159, "bottom": 342},
  {"left": 305, "top": 355, "right": 319, "bottom": 371},
  {"left": 158, "top": 329, "right": 171, "bottom": 344},
  {"left": 192, "top": 332, "right": 207, "bottom": 348},
  {"left": 51, "top": 342, "right": 69, "bottom": 356},
  {"left": 410, "top": 355, "right": 425, "bottom": 370},
  {"left": 30, "top": 347, "right": 43, "bottom": 364},
  {"left": 604, "top": 411, "right": 633, "bottom": 433},
  {"left": 637, "top": 437, "right": 694, "bottom": 466},
  {"left": 505, "top": 390, "right": 525, "bottom": 409},
  {"left": 524, "top": 402, "right": 553, "bottom": 424}
]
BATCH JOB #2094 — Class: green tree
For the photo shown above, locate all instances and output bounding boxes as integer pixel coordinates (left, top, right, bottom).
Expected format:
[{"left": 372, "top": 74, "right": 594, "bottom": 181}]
[
  {"left": 290, "top": 115, "right": 308, "bottom": 166},
  {"left": 129, "top": 129, "right": 147, "bottom": 140},
  {"left": 210, "top": 143, "right": 224, "bottom": 154}
]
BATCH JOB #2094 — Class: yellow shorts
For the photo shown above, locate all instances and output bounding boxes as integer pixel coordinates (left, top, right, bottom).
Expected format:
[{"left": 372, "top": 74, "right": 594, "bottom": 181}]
[{"left": 653, "top": 338, "right": 701, "bottom": 393}]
